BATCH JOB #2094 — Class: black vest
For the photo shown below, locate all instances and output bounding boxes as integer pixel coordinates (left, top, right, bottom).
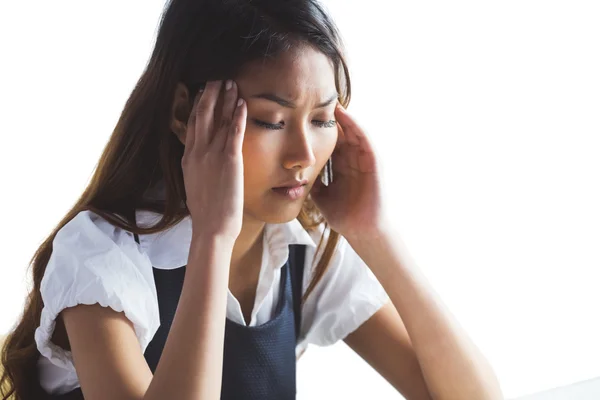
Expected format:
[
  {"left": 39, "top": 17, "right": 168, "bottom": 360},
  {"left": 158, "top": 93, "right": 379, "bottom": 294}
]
[{"left": 51, "top": 239, "right": 306, "bottom": 400}]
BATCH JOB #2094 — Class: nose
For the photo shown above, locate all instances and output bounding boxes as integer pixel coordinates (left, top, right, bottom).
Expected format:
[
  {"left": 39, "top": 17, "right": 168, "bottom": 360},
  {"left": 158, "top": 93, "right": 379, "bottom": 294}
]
[{"left": 281, "top": 126, "right": 317, "bottom": 171}]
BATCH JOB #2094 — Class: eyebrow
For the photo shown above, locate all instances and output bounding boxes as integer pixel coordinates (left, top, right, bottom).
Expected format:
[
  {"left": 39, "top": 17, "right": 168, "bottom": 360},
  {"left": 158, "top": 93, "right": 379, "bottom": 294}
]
[{"left": 249, "top": 92, "right": 339, "bottom": 109}]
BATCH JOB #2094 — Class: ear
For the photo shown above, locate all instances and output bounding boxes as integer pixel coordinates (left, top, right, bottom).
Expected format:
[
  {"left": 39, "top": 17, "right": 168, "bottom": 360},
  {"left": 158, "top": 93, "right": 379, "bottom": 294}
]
[{"left": 170, "top": 82, "right": 191, "bottom": 145}]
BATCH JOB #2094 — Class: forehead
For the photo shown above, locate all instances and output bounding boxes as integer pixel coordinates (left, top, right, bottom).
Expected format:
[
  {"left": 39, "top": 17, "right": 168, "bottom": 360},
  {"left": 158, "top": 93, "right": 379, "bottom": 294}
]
[{"left": 236, "top": 45, "right": 336, "bottom": 102}]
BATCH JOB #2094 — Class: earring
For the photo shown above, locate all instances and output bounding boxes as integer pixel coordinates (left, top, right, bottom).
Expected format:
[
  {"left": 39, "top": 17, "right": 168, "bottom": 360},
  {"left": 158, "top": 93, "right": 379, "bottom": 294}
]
[{"left": 320, "top": 157, "right": 333, "bottom": 186}]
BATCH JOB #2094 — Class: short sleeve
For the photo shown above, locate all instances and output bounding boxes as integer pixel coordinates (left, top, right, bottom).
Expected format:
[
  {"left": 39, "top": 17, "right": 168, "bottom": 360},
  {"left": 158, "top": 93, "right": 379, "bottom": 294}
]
[
  {"left": 300, "top": 234, "right": 391, "bottom": 347},
  {"left": 34, "top": 210, "right": 159, "bottom": 373}
]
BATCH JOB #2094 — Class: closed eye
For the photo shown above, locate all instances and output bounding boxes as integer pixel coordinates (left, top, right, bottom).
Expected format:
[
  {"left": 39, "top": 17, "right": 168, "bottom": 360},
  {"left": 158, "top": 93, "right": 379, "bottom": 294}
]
[
  {"left": 314, "top": 120, "right": 337, "bottom": 128},
  {"left": 252, "top": 119, "right": 336, "bottom": 130}
]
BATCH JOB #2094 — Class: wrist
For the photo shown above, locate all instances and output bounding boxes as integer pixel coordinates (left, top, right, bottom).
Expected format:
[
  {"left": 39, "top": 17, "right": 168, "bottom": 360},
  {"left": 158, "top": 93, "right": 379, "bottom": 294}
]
[
  {"left": 191, "top": 222, "right": 239, "bottom": 244},
  {"left": 344, "top": 220, "right": 395, "bottom": 247},
  {"left": 189, "top": 230, "right": 236, "bottom": 261},
  {"left": 191, "top": 231, "right": 236, "bottom": 247}
]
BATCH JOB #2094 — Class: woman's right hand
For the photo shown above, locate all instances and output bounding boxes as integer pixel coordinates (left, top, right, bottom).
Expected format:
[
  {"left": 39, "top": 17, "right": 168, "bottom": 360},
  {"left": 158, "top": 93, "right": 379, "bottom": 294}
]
[{"left": 182, "top": 80, "right": 247, "bottom": 241}]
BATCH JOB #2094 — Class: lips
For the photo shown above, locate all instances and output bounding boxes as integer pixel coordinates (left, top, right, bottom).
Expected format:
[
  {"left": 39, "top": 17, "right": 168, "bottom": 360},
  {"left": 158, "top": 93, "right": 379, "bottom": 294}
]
[
  {"left": 272, "top": 178, "right": 308, "bottom": 189},
  {"left": 271, "top": 185, "right": 306, "bottom": 200}
]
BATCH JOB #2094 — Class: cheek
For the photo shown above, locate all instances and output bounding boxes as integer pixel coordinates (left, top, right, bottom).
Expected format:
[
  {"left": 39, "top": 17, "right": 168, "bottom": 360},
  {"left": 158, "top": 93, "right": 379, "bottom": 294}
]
[
  {"left": 316, "top": 129, "right": 338, "bottom": 163},
  {"left": 241, "top": 136, "right": 275, "bottom": 185}
]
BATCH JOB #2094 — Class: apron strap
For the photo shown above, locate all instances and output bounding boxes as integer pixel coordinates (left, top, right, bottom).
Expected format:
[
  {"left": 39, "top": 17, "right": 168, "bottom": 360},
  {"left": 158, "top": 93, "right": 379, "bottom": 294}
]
[{"left": 289, "top": 244, "right": 306, "bottom": 340}]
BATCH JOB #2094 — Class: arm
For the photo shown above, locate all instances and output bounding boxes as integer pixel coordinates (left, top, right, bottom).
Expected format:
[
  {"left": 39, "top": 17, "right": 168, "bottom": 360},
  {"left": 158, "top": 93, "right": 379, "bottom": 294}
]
[
  {"left": 62, "top": 233, "right": 234, "bottom": 400},
  {"left": 343, "top": 226, "right": 504, "bottom": 400},
  {"left": 144, "top": 233, "right": 233, "bottom": 399},
  {"left": 344, "top": 301, "right": 432, "bottom": 399}
]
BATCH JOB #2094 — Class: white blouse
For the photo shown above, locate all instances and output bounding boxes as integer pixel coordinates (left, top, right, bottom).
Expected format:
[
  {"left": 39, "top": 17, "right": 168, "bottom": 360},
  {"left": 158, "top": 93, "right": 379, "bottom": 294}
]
[{"left": 34, "top": 209, "right": 390, "bottom": 395}]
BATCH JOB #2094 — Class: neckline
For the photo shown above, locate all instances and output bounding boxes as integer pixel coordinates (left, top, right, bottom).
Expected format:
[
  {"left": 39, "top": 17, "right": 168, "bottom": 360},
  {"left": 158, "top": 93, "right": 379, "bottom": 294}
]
[{"left": 225, "top": 261, "right": 291, "bottom": 331}]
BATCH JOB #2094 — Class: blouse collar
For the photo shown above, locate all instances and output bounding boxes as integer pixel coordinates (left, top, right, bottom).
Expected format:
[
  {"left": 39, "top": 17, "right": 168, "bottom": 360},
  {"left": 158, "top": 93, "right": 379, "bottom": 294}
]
[{"left": 135, "top": 210, "right": 318, "bottom": 269}]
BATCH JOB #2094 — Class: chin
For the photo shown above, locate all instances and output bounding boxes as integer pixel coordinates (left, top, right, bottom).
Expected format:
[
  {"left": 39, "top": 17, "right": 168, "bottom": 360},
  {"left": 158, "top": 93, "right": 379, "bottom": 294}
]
[
  {"left": 246, "top": 201, "right": 306, "bottom": 224},
  {"left": 263, "top": 207, "right": 304, "bottom": 224}
]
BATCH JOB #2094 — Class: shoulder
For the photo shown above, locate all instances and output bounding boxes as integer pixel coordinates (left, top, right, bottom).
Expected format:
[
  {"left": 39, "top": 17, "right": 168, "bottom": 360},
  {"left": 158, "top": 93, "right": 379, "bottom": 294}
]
[
  {"left": 35, "top": 209, "right": 159, "bottom": 375},
  {"left": 300, "top": 225, "right": 391, "bottom": 347},
  {"left": 43, "top": 210, "right": 155, "bottom": 298}
]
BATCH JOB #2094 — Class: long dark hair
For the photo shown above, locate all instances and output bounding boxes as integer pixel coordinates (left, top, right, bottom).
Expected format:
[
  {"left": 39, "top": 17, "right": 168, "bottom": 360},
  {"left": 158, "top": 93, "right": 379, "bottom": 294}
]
[{"left": 1, "top": 0, "right": 352, "bottom": 398}]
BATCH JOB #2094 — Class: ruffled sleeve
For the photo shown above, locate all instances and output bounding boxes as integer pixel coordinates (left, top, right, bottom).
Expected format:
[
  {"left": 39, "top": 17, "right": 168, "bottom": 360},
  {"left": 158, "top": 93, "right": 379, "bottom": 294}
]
[
  {"left": 301, "top": 234, "right": 391, "bottom": 347},
  {"left": 34, "top": 210, "right": 159, "bottom": 373}
]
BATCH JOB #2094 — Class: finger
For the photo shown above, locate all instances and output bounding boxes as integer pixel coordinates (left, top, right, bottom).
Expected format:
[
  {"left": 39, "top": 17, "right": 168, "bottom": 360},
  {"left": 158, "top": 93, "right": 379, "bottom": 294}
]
[
  {"left": 183, "top": 89, "right": 204, "bottom": 156},
  {"left": 335, "top": 104, "right": 375, "bottom": 154},
  {"left": 225, "top": 98, "right": 247, "bottom": 155},
  {"left": 195, "top": 80, "right": 223, "bottom": 148},
  {"left": 334, "top": 120, "right": 347, "bottom": 151},
  {"left": 334, "top": 103, "right": 362, "bottom": 146},
  {"left": 212, "top": 80, "right": 238, "bottom": 152}
]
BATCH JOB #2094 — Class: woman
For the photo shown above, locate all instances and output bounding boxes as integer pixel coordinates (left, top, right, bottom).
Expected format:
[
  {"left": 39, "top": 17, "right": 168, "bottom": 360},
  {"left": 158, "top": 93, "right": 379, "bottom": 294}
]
[{"left": 0, "top": 0, "right": 504, "bottom": 399}]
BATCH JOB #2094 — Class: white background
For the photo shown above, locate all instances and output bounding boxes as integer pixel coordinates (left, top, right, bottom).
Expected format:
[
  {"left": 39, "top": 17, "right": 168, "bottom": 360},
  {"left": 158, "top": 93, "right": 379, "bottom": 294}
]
[{"left": 1, "top": 1, "right": 599, "bottom": 399}]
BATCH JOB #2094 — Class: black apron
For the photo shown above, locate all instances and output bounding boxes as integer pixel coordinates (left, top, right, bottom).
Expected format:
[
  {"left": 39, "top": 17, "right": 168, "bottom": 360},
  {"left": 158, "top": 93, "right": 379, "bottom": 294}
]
[{"left": 51, "top": 236, "right": 306, "bottom": 400}]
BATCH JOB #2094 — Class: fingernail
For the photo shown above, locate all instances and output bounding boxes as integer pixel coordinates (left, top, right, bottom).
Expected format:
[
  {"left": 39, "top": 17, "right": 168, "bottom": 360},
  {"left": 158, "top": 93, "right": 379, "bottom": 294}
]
[
  {"left": 226, "top": 80, "right": 233, "bottom": 90},
  {"left": 237, "top": 98, "right": 244, "bottom": 107}
]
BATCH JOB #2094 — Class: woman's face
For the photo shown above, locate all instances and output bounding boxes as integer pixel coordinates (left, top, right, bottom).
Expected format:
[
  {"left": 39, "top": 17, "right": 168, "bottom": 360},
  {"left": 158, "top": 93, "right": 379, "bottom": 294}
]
[{"left": 234, "top": 45, "right": 339, "bottom": 224}]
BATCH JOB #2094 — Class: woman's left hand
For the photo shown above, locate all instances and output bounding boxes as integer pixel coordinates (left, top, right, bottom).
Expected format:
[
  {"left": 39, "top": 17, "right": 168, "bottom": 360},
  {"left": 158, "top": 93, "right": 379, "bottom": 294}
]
[{"left": 310, "top": 103, "right": 389, "bottom": 240}]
